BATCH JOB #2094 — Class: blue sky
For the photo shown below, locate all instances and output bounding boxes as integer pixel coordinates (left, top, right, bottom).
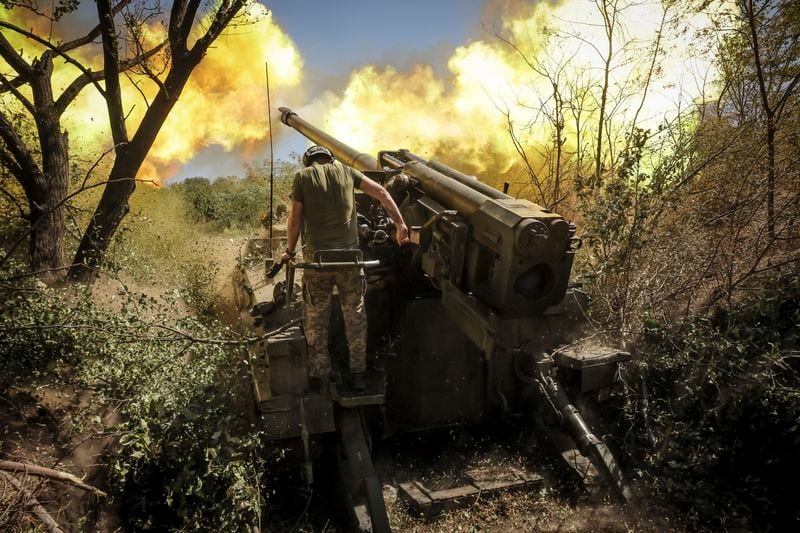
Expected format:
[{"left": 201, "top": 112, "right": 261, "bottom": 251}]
[{"left": 266, "top": 0, "right": 486, "bottom": 85}]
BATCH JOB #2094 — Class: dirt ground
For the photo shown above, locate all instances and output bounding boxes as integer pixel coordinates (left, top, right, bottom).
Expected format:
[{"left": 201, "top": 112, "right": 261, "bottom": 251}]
[
  {"left": 0, "top": 375, "right": 121, "bottom": 531},
  {"left": 256, "top": 423, "right": 677, "bottom": 533}
]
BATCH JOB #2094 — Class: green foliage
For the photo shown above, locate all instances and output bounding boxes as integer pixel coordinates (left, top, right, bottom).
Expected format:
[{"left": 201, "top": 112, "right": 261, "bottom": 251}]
[
  {"left": 174, "top": 159, "right": 297, "bottom": 232},
  {"left": 578, "top": 127, "right": 655, "bottom": 270},
  {"left": 111, "top": 380, "right": 263, "bottom": 531},
  {"left": 0, "top": 261, "right": 116, "bottom": 381},
  {"left": 2, "top": 0, "right": 84, "bottom": 20},
  {"left": 624, "top": 276, "right": 800, "bottom": 530},
  {"left": 53, "top": 0, "right": 80, "bottom": 19},
  {"left": 573, "top": 125, "right": 688, "bottom": 332},
  {"left": 0, "top": 269, "right": 264, "bottom": 530}
]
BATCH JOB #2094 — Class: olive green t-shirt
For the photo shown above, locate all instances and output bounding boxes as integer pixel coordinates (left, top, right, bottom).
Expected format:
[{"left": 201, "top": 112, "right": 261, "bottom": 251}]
[{"left": 291, "top": 162, "right": 363, "bottom": 258}]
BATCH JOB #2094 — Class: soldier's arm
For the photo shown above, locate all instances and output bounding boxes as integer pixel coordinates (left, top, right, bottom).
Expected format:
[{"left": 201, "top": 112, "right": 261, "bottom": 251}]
[
  {"left": 358, "top": 176, "right": 409, "bottom": 244},
  {"left": 280, "top": 200, "right": 303, "bottom": 263}
]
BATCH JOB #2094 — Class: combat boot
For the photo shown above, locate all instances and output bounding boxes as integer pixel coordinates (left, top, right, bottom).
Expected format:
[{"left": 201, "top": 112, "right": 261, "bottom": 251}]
[{"left": 308, "top": 375, "right": 329, "bottom": 395}]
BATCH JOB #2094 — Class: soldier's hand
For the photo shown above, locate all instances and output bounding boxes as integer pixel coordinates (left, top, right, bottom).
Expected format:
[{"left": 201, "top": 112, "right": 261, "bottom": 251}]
[
  {"left": 279, "top": 251, "right": 296, "bottom": 264},
  {"left": 396, "top": 223, "right": 410, "bottom": 245}
]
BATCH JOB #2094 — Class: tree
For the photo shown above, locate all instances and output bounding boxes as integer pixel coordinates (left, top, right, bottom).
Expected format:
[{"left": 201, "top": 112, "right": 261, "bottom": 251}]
[
  {"left": 493, "top": 27, "right": 580, "bottom": 210},
  {"left": 591, "top": 0, "right": 621, "bottom": 188},
  {"left": 0, "top": 0, "right": 251, "bottom": 284},
  {"left": 736, "top": 0, "right": 800, "bottom": 239},
  {"left": 0, "top": 0, "right": 156, "bottom": 281},
  {"left": 492, "top": 0, "right": 769, "bottom": 328},
  {"left": 667, "top": 0, "right": 800, "bottom": 311}
]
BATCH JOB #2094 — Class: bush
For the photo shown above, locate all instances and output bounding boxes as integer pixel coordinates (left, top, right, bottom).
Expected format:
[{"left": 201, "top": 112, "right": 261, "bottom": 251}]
[
  {"left": 0, "top": 273, "right": 264, "bottom": 531},
  {"left": 174, "top": 159, "right": 297, "bottom": 232},
  {"left": 623, "top": 276, "right": 800, "bottom": 530}
]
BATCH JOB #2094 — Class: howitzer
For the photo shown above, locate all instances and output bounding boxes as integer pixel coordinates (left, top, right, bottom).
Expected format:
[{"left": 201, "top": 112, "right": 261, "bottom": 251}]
[
  {"left": 280, "top": 108, "right": 577, "bottom": 319},
  {"left": 236, "top": 108, "right": 631, "bottom": 531}
]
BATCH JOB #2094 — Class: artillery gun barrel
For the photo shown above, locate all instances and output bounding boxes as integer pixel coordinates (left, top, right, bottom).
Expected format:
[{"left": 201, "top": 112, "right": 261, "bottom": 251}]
[
  {"left": 398, "top": 150, "right": 511, "bottom": 201},
  {"left": 399, "top": 160, "right": 489, "bottom": 216},
  {"left": 279, "top": 107, "right": 378, "bottom": 171},
  {"left": 279, "top": 107, "right": 492, "bottom": 217}
]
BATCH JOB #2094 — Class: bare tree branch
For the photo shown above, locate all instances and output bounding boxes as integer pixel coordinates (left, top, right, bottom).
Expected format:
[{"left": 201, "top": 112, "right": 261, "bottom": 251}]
[
  {"left": 124, "top": 10, "right": 169, "bottom": 94},
  {"left": 0, "top": 71, "right": 35, "bottom": 114},
  {"left": 0, "top": 461, "right": 107, "bottom": 497},
  {"left": 0, "top": 30, "right": 33, "bottom": 75},
  {"left": 627, "top": 5, "right": 668, "bottom": 142},
  {"left": 2, "top": 263, "right": 106, "bottom": 283},
  {"left": 124, "top": 70, "right": 151, "bottom": 108},
  {"left": 0, "top": 20, "right": 107, "bottom": 98},
  {"left": 0, "top": 471, "right": 65, "bottom": 533},
  {"left": 773, "top": 73, "right": 800, "bottom": 122},
  {"left": 0, "top": 318, "right": 303, "bottom": 346},
  {"left": 191, "top": 1, "right": 243, "bottom": 60},
  {"left": 57, "top": 0, "right": 134, "bottom": 53},
  {"left": 54, "top": 40, "right": 167, "bottom": 116},
  {"left": 0, "top": 181, "right": 28, "bottom": 219},
  {"left": 80, "top": 142, "right": 125, "bottom": 190},
  {"left": 0, "top": 108, "right": 42, "bottom": 195},
  {"left": 96, "top": 0, "right": 128, "bottom": 146},
  {"left": 181, "top": 0, "right": 204, "bottom": 53},
  {"left": 168, "top": 0, "right": 190, "bottom": 55}
]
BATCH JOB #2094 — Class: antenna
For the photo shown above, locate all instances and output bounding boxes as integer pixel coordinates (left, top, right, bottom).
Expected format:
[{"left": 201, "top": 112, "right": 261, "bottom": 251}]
[{"left": 265, "top": 62, "right": 275, "bottom": 258}]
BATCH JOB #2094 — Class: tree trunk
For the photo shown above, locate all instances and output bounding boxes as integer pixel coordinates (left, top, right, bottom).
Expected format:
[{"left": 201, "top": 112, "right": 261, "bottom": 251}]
[
  {"left": 68, "top": 152, "right": 136, "bottom": 281},
  {"left": 2, "top": 0, "right": 245, "bottom": 284},
  {"left": 766, "top": 118, "right": 776, "bottom": 240},
  {"left": 28, "top": 55, "right": 69, "bottom": 283},
  {"left": 553, "top": 83, "right": 563, "bottom": 209},
  {"left": 26, "top": 183, "right": 67, "bottom": 282},
  {"left": 67, "top": 0, "right": 246, "bottom": 284},
  {"left": 594, "top": 0, "right": 615, "bottom": 188}
]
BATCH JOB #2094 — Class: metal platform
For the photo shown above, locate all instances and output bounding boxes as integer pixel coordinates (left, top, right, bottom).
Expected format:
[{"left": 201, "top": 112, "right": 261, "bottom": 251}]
[
  {"left": 331, "top": 369, "right": 387, "bottom": 408},
  {"left": 553, "top": 345, "right": 631, "bottom": 392}
]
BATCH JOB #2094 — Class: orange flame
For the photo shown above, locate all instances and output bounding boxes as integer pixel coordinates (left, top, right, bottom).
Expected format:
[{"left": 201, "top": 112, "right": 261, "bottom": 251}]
[
  {"left": 1, "top": 4, "right": 303, "bottom": 185},
  {"left": 139, "top": 3, "right": 303, "bottom": 183},
  {"left": 316, "top": 0, "right": 727, "bottom": 186}
]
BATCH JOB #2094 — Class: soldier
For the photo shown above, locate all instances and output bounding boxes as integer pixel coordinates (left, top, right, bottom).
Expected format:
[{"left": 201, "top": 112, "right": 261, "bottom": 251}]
[{"left": 280, "top": 145, "right": 409, "bottom": 394}]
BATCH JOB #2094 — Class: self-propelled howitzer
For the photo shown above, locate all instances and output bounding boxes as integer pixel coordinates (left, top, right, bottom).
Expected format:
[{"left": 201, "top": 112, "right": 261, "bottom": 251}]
[{"left": 236, "top": 107, "right": 631, "bottom": 532}]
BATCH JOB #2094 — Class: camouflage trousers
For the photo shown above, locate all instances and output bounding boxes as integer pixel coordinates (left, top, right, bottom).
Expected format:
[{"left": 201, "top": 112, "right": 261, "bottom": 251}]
[{"left": 302, "top": 268, "right": 367, "bottom": 378}]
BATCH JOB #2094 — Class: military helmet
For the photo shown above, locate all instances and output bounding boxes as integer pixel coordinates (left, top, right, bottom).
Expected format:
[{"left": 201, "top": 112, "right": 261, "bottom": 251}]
[{"left": 302, "top": 145, "right": 334, "bottom": 166}]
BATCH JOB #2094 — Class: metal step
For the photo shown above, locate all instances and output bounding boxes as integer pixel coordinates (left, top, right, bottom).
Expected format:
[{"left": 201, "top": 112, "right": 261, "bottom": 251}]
[
  {"left": 397, "top": 465, "right": 544, "bottom": 519},
  {"left": 331, "top": 369, "right": 386, "bottom": 408}
]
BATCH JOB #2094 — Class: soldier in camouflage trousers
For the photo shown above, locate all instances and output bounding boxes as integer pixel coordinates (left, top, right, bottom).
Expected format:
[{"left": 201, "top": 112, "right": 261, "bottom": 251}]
[
  {"left": 302, "top": 268, "right": 367, "bottom": 378},
  {"left": 280, "top": 145, "right": 408, "bottom": 393}
]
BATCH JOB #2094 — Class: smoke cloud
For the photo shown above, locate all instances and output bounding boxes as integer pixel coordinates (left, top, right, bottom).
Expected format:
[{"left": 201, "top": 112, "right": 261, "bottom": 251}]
[
  {"left": 316, "top": 0, "right": 724, "bottom": 185},
  {"left": 1, "top": 1, "right": 727, "bottom": 187}
]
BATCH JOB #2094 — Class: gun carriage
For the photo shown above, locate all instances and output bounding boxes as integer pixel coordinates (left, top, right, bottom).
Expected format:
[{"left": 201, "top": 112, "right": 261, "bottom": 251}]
[{"left": 233, "top": 107, "right": 631, "bottom": 532}]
